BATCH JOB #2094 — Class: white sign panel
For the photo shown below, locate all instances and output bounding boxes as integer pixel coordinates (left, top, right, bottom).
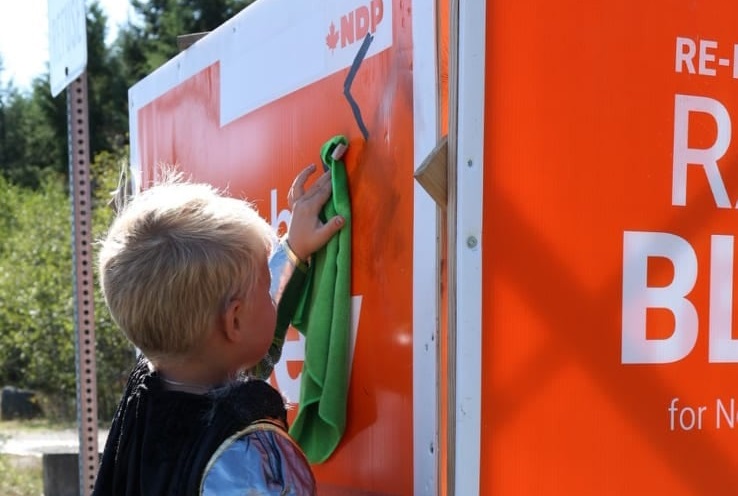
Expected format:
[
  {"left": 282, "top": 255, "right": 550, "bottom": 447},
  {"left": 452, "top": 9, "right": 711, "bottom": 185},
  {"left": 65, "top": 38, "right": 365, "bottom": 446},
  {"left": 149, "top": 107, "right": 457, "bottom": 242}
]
[
  {"left": 48, "top": 0, "right": 87, "bottom": 96},
  {"left": 128, "top": 0, "right": 393, "bottom": 129}
]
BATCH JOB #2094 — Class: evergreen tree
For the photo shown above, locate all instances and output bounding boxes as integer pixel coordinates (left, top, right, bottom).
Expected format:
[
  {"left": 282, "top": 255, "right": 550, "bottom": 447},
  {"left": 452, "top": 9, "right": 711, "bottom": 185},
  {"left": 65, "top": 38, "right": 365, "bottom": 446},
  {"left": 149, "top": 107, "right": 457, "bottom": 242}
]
[
  {"left": 0, "top": 0, "right": 258, "bottom": 421},
  {"left": 30, "top": 1, "right": 130, "bottom": 182},
  {"left": 0, "top": 1, "right": 122, "bottom": 186},
  {"left": 0, "top": 147, "right": 134, "bottom": 420},
  {"left": 118, "top": 0, "right": 256, "bottom": 84},
  {"left": 0, "top": 84, "right": 61, "bottom": 188}
]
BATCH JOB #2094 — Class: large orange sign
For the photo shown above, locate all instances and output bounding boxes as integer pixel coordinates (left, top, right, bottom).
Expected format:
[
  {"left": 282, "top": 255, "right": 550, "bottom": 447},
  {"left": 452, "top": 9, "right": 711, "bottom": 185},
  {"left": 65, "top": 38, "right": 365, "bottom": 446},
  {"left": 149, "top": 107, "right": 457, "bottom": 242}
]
[
  {"left": 129, "top": 1, "right": 417, "bottom": 493},
  {"left": 482, "top": 1, "right": 738, "bottom": 493}
]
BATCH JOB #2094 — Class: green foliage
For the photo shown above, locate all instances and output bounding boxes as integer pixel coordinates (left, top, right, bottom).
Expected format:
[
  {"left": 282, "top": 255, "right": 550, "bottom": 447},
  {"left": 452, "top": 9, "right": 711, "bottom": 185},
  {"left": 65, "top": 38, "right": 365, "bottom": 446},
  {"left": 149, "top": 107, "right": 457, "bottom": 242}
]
[
  {"left": 0, "top": 148, "right": 135, "bottom": 421},
  {"left": 119, "top": 0, "right": 257, "bottom": 83},
  {"left": 0, "top": 454, "right": 42, "bottom": 496},
  {"left": 0, "top": 0, "right": 256, "bottom": 422},
  {"left": 0, "top": 86, "right": 63, "bottom": 188},
  {"left": 21, "top": 1, "right": 131, "bottom": 186},
  {"left": 90, "top": 148, "right": 138, "bottom": 420},
  {"left": 0, "top": 2, "right": 117, "bottom": 187},
  {"left": 0, "top": 0, "right": 258, "bottom": 188},
  {"left": 0, "top": 173, "right": 77, "bottom": 408}
]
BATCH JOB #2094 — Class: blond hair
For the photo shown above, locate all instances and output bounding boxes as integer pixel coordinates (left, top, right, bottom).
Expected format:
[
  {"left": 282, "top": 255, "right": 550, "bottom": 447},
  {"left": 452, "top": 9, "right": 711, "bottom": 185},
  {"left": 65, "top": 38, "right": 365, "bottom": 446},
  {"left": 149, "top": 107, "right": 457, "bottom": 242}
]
[{"left": 98, "top": 174, "right": 275, "bottom": 361}]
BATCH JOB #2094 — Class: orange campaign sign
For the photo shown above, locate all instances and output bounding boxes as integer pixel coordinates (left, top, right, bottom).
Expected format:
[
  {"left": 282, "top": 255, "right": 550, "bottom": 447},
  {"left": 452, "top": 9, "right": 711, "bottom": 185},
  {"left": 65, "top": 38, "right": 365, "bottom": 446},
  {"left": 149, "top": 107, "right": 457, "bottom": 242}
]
[
  {"left": 128, "top": 0, "right": 419, "bottom": 493},
  {"left": 481, "top": 0, "right": 738, "bottom": 494}
]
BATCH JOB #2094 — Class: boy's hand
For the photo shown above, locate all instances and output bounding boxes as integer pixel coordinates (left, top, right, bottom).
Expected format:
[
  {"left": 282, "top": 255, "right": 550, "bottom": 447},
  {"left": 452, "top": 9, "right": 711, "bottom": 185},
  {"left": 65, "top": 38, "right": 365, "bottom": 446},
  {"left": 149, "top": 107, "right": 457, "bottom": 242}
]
[{"left": 286, "top": 164, "right": 345, "bottom": 261}]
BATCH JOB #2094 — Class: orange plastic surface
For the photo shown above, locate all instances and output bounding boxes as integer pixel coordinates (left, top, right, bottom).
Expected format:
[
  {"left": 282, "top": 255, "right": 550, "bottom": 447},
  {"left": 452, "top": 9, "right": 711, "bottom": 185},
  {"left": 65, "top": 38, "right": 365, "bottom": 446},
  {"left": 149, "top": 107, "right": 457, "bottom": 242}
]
[
  {"left": 136, "top": 1, "right": 415, "bottom": 493},
  {"left": 482, "top": 1, "right": 738, "bottom": 494}
]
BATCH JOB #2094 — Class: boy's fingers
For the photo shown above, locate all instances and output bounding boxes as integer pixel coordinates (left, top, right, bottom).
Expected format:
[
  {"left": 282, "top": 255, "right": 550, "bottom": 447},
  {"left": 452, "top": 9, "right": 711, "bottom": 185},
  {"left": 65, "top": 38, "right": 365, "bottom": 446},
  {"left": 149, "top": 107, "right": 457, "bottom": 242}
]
[
  {"left": 288, "top": 164, "right": 317, "bottom": 207},
  {"left": 314, "top": 216, "right": 345, "bottom": 245},
  {"left": 300, "top": 172, "right": 333, "bottom": 206},
  {"left": 294, "top": 163, "right": 317, "bottom": 187}
]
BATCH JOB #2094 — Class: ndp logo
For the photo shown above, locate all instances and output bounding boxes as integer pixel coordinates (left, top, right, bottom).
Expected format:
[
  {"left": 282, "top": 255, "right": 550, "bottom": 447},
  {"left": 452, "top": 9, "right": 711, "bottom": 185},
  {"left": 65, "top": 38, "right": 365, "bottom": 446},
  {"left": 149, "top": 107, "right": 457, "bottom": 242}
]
[{"left": 325, "top": 0, "right": 385, "bottom": 52}]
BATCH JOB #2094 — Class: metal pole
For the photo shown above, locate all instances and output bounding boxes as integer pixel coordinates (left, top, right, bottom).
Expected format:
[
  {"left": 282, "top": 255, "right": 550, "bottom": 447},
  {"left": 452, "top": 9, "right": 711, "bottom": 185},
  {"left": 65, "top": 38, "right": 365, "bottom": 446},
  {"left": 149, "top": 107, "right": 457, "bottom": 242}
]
[{"left": 68, "top": 72, "right": 99, "bottom": 496}]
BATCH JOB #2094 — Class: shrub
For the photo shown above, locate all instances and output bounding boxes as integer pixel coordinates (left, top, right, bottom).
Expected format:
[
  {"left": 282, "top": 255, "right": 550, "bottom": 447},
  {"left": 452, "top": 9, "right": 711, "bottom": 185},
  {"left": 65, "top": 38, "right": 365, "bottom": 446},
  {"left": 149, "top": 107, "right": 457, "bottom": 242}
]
[{"left": 0, "top": 148, "right": 134, "bottom": 422}]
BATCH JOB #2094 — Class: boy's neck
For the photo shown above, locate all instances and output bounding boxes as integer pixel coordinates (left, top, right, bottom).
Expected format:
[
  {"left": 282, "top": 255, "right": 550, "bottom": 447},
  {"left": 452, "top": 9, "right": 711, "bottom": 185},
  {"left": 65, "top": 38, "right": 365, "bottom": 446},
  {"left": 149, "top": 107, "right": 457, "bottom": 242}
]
[
  {"left": 154, "top": 355, "right": 232, "bottom": 392},
  {"left": 151, "top": 325, "right": 246, "bottom": 391},
  {"left": 159, "top": 375, "right": 214, "bottom": 394}
]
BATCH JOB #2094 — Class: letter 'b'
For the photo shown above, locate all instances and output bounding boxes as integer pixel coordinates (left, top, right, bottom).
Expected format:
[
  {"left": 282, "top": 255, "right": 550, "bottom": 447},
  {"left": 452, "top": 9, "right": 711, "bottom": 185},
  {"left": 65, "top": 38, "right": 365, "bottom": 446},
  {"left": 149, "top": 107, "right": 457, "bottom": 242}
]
[{"left": 622, "top": 231, "right": 698, "bottom": 363}]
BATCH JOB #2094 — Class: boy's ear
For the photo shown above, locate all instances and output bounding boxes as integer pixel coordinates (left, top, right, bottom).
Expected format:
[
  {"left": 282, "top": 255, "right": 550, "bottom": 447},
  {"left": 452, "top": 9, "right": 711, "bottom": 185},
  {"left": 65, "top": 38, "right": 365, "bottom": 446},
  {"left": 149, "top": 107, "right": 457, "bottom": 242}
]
[{"left": 222, "top": 298, "right": 245, "bottom": 343}]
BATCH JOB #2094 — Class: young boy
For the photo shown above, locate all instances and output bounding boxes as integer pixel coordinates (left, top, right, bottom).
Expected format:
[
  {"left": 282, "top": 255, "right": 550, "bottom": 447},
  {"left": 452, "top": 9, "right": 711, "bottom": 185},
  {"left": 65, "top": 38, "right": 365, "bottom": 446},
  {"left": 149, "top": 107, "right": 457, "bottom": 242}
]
[{"left": 93, "top": 164, "right": 344, "bottom": 495}]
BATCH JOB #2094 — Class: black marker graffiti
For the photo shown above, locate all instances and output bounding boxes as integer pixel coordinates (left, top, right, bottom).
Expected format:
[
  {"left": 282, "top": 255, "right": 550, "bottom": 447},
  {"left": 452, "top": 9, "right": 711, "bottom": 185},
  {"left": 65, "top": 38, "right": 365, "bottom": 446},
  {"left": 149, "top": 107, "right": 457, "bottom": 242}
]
[{"left": 344, "top": 33, "right": 374, "bottom": 140}]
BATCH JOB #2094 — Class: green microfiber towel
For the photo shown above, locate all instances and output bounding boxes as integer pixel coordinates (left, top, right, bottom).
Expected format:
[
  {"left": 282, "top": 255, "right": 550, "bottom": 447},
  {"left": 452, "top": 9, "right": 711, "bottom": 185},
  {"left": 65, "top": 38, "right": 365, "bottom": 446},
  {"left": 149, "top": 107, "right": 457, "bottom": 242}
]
[{"left": 289, "top": 135, "right": 352, "bottom": 464}]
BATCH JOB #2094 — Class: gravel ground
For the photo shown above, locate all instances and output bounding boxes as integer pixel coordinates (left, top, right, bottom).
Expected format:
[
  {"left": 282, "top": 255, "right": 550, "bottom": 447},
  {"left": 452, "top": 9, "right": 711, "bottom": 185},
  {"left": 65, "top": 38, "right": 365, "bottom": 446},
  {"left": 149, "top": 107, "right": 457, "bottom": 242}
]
[{"left": 0, "top": 429, "right": 109, "bottom": 457}]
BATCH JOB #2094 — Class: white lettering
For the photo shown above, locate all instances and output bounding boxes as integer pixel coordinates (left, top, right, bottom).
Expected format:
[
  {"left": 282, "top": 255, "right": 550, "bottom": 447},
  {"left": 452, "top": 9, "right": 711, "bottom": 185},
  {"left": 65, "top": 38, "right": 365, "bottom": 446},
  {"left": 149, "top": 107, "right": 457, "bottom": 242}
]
[
  {"left": 716, "top": 398, "right": 736, "bottom": 428},
  {"left": 622, "top": 231, "right": 698, "bottom": 364},
  {"left": 699, "top": 39, "right": 718, "bottom": 76},
  {"left": 270, "top": 188, "right": 293, "bottom": 234},
  {"left": 676, "top": 37, "right": 696, "bottom": 74},
  {"left": 709, "top": 235, "right": 738, "bottom": 362},
  {"left": 272, "top": 333, "right": 306, "bottom": 403},
  {"left": 672, "top": 94, "right": 731, "bottom": 208},
  {"left": 668, "top": 398, "right": 706, "bottom": 430}
]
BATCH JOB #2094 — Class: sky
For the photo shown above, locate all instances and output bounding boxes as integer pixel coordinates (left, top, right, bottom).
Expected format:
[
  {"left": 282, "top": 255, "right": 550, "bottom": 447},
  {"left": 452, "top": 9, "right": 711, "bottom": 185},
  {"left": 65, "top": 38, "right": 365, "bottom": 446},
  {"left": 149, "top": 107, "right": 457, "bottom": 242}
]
[{"left": 0, "top": 0, "right": 137, "bottom": 90}]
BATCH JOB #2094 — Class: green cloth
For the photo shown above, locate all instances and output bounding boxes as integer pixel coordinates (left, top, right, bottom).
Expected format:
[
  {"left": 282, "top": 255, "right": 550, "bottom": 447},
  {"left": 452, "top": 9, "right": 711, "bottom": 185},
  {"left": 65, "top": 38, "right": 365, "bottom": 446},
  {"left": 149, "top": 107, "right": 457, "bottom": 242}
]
[{"left": 289, "top": 135, "right": 352, "bottom": 464}]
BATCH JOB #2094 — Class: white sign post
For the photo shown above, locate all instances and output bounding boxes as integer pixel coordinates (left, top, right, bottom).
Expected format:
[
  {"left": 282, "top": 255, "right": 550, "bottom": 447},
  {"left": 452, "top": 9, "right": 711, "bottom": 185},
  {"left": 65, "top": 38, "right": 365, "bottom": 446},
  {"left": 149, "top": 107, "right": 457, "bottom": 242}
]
[
  {"left": 48, "top": 1, "right": 97, "bottom": 495},
  {"left": 48, "top": 0, "right": 87, "bottom": 97}
]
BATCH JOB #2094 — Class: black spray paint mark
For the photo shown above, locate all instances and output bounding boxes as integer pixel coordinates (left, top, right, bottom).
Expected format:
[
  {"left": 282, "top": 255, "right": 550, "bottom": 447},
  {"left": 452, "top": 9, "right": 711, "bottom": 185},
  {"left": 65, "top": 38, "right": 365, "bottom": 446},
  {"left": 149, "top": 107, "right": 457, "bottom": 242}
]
[{"left": 344, "top": 33, "right": 374, "bottom": 140}]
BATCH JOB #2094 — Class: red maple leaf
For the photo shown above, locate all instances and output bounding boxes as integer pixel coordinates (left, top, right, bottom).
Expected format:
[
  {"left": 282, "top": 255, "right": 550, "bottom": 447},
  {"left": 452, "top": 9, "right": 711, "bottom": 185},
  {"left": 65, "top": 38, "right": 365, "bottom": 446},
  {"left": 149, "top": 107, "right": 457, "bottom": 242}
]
[{"left": 326, "top": 22, "right": 339, "bottom": 51}]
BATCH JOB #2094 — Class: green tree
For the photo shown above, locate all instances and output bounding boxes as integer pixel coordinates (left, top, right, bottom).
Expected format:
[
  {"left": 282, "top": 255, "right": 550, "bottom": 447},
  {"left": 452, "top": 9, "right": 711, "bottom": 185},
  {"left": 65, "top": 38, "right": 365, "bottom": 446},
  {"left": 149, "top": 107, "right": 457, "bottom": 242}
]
[
  {"left": 30, "top": 1, "right": 130, "bottom": 182},
  {"left": 0, "top": 0, "right": 257, "bottom": 188},
  {"left": 0, "top": 173, "right": 78, "bottom": 414},
  {"left": 118, "top": 0, "right": 256, "bottom": 84},
  {"left": 90, "top": 146, "right": 138, "bottom": 420},
  {"left": 0, "top": 0, "right": 257, "bottom": 421},
  {"left": 0, "top": 147, "right": 134, "bottom": 421},
  {"left": 0, "top": 82, "right": 62, "bottom": 188},
  {"left": 0, "top": 1, "right": 133, "bottom": 189}
]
